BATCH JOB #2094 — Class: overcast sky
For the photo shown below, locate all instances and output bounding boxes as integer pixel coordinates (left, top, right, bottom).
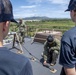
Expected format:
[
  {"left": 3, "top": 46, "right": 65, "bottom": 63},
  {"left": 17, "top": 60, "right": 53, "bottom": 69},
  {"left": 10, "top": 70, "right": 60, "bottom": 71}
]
[{"left": 11, "top": 0, "right": 70, "bottom": 18}]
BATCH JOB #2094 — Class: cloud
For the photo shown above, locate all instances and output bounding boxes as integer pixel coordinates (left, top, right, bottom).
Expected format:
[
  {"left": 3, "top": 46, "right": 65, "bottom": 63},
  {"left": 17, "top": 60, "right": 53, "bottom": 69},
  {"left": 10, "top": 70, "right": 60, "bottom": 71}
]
[
  {"left": 43, "top": 10, "right": 70, "bottom": 18},
  {"left": 13, "top": 0, "right": 70, "bottom": 18},
  {"left": 26, "top": 0, "right": 70, "bottom": 4},
  {"left": 14, "top": 13, "right": 35, "bottom": 18},
  {"left": 20, "top": 5, "right": 36, "bottom": 9},
  {"left": 13, "top": 8, "right": 37, "bottom": 18},
  {"left": 14, "top": 9, "right": 70, "bottom": 18},
  {"left": 48, "top": 0, "right": 69, "bottom": 4},
  {"left": 26, "top": 0, "right": 43, "bottom": 4}
]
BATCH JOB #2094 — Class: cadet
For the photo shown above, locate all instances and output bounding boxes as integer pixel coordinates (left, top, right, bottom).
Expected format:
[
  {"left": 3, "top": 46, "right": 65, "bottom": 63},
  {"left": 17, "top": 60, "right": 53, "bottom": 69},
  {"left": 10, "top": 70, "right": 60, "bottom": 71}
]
[{"left": 43, "top": 35, "right": 60, "bottom": 66}]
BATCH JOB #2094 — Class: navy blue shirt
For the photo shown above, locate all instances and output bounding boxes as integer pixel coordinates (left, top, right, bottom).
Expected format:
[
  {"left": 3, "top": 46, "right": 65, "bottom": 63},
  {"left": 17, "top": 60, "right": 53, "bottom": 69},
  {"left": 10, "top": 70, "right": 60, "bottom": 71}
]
[
  {"left": 0, "top": 47, "right": 33, "bottom": 75},
  {"left": 59, "top": 27, "right": 76, "bottom": 68}
]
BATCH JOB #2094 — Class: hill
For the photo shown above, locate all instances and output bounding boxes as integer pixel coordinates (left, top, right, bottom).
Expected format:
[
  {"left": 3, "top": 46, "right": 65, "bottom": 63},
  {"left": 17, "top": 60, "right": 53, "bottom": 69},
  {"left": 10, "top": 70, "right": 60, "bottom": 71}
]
[{"left": 23, "top": 16, "right": 50, "bottom": 20}]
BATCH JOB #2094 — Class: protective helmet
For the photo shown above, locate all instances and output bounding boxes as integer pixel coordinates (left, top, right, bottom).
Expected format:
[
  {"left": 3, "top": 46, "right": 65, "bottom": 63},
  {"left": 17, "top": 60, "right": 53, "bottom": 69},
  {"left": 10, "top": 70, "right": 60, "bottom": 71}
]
[{"left": 47, "top": 35, "right": 54, "bottom": 43}]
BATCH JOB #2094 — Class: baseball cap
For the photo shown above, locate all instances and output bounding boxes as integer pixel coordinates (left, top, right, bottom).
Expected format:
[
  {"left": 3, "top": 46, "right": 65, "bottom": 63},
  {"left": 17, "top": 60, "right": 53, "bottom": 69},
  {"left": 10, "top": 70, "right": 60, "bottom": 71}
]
[
  {"left": 0, "top": 0, "right": 18, "bottom": 23},
  {"left": 65, "top": 0, "right": 76, "bottom": 11}
]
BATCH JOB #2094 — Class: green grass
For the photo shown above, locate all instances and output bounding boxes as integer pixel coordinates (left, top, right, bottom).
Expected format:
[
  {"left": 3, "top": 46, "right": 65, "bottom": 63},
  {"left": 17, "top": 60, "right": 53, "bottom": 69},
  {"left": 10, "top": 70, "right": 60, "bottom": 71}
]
[{"left": 10, "top": 19, "right": 75, "bottom": 36}]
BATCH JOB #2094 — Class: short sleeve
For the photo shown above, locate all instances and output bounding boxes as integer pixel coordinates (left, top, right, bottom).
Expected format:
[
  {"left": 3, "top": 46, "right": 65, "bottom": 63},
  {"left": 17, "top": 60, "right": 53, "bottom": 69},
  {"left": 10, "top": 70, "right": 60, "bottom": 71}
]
[
  {"left": 59, "top": 41, "right": 76, "bottom": 68},
  {"left": 19, "top": 60, "right": 33, "bottom": 75}
]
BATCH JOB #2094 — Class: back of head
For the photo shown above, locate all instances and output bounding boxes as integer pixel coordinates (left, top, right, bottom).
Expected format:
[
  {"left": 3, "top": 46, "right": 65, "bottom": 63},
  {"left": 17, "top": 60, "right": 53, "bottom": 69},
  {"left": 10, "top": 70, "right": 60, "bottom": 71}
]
[
  {"left": 47, "top": 35, "right": 54, "bottom": 43},
  {"left": 65, "top": 0, "right": 76, "bottom": 11},
  {"left": 0, "top": 0, "right": 18, "bottom": 42}
]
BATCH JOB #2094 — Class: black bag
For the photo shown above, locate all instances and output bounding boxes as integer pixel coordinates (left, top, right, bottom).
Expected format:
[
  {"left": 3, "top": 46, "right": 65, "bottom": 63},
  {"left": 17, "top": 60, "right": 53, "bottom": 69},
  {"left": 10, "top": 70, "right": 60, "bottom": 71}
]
[{"left": 60, "top": 67, "right": 66, "bottom": 75}]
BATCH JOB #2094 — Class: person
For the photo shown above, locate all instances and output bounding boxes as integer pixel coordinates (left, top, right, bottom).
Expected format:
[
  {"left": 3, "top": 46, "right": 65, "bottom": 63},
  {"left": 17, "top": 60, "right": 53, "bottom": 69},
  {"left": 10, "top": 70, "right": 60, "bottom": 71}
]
[
  {"left": 59, "top": 0, "right": 76, "bottom": 75},
  {"left": 0, "top": 0, "right": 33, "bottom": 75},
  {"left": 18, "top": 19, "right": 26, "bottom": 43},
  {"left": 43, "top": 35, "right": 60, "bottom": 66}
]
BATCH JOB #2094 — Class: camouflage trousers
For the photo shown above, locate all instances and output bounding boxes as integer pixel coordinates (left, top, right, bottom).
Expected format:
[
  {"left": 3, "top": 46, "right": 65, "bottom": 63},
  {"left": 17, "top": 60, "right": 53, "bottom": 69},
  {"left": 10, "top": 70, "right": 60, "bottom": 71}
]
[
  {"left": 18, "top": 32, "right": 25, "bottom": 43},
  {"left": 44, "top": 50, "right": 59, "bottom": 64}
]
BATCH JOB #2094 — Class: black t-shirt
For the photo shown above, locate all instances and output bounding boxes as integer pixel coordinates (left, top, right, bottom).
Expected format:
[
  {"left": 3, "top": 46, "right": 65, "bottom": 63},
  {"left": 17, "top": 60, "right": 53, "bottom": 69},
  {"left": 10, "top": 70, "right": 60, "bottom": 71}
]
[{"left": 59, "top": 26, "right": 76, "bottom": 68}]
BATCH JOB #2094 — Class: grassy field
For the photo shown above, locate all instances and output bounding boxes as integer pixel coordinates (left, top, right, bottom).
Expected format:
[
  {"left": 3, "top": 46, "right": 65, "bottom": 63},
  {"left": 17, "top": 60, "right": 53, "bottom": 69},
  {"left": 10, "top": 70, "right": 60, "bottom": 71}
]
[{"left": 10, "top": 19, "right": 75, "bottom": 36}]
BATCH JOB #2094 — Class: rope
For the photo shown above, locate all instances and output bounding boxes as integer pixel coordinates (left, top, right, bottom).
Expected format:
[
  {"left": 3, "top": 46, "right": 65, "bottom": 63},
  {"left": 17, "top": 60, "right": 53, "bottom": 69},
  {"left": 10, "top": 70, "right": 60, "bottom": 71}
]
[{"left": 22, "top": 45, "right": 41, "bottom": 61}]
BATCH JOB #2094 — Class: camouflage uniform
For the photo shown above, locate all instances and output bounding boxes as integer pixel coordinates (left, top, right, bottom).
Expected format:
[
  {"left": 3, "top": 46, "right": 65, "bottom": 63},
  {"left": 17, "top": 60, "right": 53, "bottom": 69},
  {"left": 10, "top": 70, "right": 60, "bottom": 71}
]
[
  {"left": 18, "top": 20, "right": 26, "bottom": 43},
  {"left": 43, "top": 38, "right": 60, "bottom": 64}
]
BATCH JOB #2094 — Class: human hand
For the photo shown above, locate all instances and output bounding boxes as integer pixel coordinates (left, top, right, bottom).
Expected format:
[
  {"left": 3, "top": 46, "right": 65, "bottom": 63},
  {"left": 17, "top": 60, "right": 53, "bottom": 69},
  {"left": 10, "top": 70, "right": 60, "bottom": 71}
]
[{"left": 43, "top": 61, "right": 47, "bottom": 65}]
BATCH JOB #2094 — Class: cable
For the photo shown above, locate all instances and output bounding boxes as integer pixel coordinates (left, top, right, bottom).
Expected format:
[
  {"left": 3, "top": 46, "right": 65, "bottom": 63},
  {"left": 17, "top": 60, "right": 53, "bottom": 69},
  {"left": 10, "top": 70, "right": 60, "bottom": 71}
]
[{"left": 22, "top": 45, "right": 40, "bottom": 61}]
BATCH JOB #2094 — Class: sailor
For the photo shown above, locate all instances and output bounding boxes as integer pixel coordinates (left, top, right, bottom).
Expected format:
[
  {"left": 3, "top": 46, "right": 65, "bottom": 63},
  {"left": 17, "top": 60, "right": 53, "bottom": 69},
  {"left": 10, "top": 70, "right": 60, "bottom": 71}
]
[{"left": 43, "top": 35, "right": 60, "bottom": 66}]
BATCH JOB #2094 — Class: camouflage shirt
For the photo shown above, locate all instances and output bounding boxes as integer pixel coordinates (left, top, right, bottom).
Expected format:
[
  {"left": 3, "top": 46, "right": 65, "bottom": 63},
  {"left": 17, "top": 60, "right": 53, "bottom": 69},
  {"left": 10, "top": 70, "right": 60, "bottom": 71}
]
[
  {"left": 19, "top": 24, "right": 26, "bottom": 32},
  {"left": 43, "top": 38, "right": 60, "bottom": 61}
]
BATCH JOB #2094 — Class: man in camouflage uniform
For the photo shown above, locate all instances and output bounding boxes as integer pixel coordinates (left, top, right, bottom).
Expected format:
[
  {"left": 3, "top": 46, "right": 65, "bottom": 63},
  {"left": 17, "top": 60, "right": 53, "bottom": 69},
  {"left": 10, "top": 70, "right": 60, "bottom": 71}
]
[
  {"left": 18, "top": 19, "right": 26, "bottom": 43},
  {"left": 43, "top": 35, "right": 60, "bottom": 66}
]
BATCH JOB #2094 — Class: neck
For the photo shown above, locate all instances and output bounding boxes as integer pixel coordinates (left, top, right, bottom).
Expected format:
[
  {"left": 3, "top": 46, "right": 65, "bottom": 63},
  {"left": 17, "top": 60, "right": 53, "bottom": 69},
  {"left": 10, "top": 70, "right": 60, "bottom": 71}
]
[
  {"left": 0, "top": 23, "right": 4, "bottom": 47},
  {"left": 0, "top": 42, "right": 3, "bottom": 47},
  {"left": 75, "top": 22, "right": 76, "bottom": 26},
  {"left": 0, "top": 39, "right": 3, "bottom": 47}
]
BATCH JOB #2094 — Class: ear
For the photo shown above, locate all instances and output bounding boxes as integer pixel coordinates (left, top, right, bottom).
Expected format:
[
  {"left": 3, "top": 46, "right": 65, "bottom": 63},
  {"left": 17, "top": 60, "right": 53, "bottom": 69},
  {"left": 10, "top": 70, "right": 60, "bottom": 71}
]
[
  {"left": 6, "top": 21, "right": 10, "bottom": 26},
  {"left": 3, "top": 21, "right": 10, "bottom": 31},
  {"left": 3, "top": 21, "right": 10, "bottom": 39}
]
